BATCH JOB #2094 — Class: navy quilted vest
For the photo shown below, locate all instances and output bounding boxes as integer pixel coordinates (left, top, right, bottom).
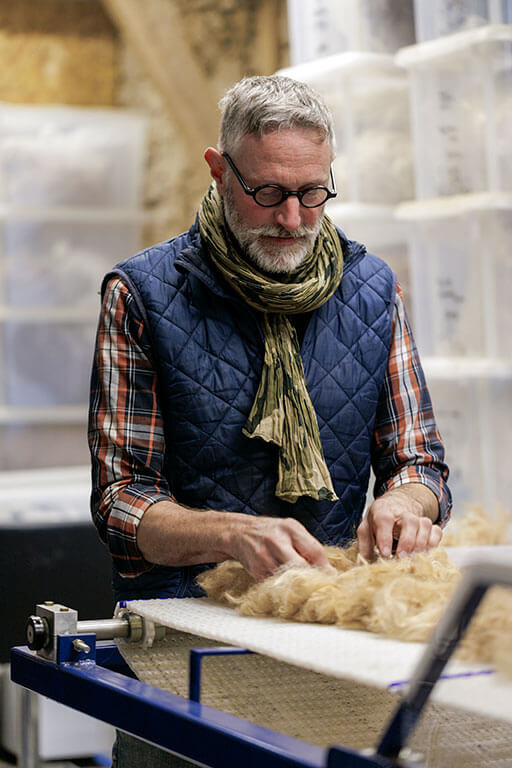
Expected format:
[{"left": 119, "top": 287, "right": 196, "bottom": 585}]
[{"left": 109, "top": 220, "right": 396, "bottom": 600}]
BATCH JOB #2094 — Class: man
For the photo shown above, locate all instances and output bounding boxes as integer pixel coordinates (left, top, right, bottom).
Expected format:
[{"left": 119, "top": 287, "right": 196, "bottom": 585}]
[{"left": 89, "top": 75, "right": 450, "bottom": 765}]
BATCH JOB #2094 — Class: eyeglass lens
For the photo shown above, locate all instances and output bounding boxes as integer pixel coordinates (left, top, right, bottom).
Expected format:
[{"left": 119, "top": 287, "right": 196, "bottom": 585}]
[{"left": 254, "top": 186, "right": 330, "bottom": 207}]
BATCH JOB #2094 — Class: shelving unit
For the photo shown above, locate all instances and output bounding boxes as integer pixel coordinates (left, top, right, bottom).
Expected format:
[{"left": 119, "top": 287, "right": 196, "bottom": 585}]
[
  {"left": 285, "top": 1, "right": 512, "bottom": 515},
  {"left": 0, "top": 104, "right": 148, "bottom": 470},
  {"left": 287, "top": 0, "right": 415, "bottom": 64},
  {"left": 396, "top": 23, "right": 512, "bottom": 514}
]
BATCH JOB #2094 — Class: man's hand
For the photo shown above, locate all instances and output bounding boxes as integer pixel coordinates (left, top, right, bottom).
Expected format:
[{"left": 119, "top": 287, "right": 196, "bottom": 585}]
[
  {"left": 137, "top": 501, "right": 329, "bottom": 582},
  {"left": 228, "top": 516, "right": 329, "bottom": 581},
  {"left": 357, "top": 484, "right": 442, "bottom": 561}
]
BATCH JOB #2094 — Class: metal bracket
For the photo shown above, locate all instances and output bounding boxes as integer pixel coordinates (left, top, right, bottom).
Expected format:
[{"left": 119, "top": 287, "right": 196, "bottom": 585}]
[
  {"left": 56, "top": 633, "right": 97, "bottom": 665},
  {"left": 189, "top": 646, "right": 254, "bottom": 702},
  {"left": 25, "top": 601, "right": 165, "bottom": 660}
]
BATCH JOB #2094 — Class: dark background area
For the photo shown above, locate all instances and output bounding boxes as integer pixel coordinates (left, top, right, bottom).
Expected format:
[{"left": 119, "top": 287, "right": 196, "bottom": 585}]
[{"left": 0, "top": 522, "right": 114, "bottom": 662}]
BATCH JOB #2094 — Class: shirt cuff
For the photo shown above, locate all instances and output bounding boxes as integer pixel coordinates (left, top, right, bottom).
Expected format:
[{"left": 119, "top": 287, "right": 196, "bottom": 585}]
[
  {"left": 105, "top": 485, "right": 173, "bottom": 577},
  {"left": 377, "top": 467, "right": 453, "bottom": 527}
]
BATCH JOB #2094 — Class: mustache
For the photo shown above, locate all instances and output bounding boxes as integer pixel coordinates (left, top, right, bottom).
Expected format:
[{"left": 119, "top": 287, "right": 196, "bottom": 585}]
[{"left": 244, "top": 223, "right": 320, "bottom": 239}]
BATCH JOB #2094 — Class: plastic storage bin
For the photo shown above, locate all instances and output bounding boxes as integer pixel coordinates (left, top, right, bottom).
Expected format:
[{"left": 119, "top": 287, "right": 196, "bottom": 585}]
[
  {"left": 397, "top": 193, "right": 512, "bottom": 358},
  {"left": 0, "top": 104, "right": 147, "bottom": 208},
  {"left": 328, "top": 202, "right": 413, "bottom": 313},
  {"left": 414, "top": 0, "right": 512, "bottom": 42},
  {"left": 0, "top": 206, "right": 145, "bottom": 308},
  {"left": 0, "top": 418, "right": 89, "bottom": 470},
  {"left": 1, "top": 317, "right": 97, "bottom": 407},
  {"left": 396, "top": 26, "right": 512, "bottom": 198},
  {"left": 279, "top": 54, "right": 414, "bottom": 204},
  {"left": 287, "top": 0, "right": 415, "bottom": 64},
  {"left": 0, "top": 105, "right": 148, "bottom": 472},
  {"left": 424, "top": 359, "right": 512, "bottom": 514}
]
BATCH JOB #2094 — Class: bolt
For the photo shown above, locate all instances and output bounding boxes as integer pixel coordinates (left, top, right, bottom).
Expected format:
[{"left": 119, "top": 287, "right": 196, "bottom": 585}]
[{"left": 72, "top": 639, "right": 90, "bottom": 655}]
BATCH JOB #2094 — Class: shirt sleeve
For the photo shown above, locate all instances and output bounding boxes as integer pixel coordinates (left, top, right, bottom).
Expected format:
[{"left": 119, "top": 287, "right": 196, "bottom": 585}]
[
  {"left": 88, "top": 276, "right": 173, "bottom": 577},
  {"left": 371, "top": 284, "right": 452, "bottom": 525}
]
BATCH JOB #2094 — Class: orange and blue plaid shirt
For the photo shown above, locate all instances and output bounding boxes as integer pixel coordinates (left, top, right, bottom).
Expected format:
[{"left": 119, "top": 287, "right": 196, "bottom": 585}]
[{"left": 89, "top": 277, "right": 451, "bottom": 576}]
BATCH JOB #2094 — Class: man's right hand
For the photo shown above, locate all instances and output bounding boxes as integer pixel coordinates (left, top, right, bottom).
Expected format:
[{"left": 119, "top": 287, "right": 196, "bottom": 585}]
[
  {"left": 227, "top": 515, "right": 329, "bottom": 581},
  {"left": 137, "top": 501, "right": 328, "bottom": 581}
]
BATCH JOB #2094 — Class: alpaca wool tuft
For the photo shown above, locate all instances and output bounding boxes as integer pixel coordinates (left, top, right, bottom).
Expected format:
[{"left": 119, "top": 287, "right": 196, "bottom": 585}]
[
  {"left": 197, "top": 544, "right": 459, "bottom": 638},
  {"left": 442, "top": 505, "right": 511, "bottom": 546},
  {"left": 197, "top": 540, "right": 512, "bottom": 676}
]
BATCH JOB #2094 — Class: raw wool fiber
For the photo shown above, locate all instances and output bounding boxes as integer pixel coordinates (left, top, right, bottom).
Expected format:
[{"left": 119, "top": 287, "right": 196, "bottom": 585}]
[
  {"left": 442, "top": 505, "right": 511, "bottom": 546},
  {"left": 197, "top": 544, "right": 459, "bottom": 641},
  {"left": 197, "top": 542, "right": 512, "bottom": 677}
]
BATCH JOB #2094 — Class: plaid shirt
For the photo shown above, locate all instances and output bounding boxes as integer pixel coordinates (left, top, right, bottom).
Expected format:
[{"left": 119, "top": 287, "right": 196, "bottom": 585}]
[{"left": 89, "top": 277, "right": 451, "bottom": 576}]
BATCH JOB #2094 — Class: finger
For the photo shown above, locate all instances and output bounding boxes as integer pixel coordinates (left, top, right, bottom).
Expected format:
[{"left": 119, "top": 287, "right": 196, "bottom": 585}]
[
  {"left": 428, "top": 524, "right": 443, "bottom": 549},
  {"left": 284, "top": 550, "right": 316, "bottom": 569},
  {"left": 357, "top": 516, "right": 376, "bottom": 561},
  {"left": 262, "top": 536, "right": 317, "bottom": 574},
  {"left": 279, "top": 538, "right": 328, "bottom": 570},
  {"left": 294, "top": 538, "right": 329, "bottom": 567},
  {"left": 282, "top": 519, "right": 329, "bottom": 568},
  {"left": 394, "top": 515, "right": 421, "bottom": 557},
  {"left": 412, "top": 517, "right": 433, "bottom": 553},
  {"left": 371, "top": 512, "right": 397, "bottom": 559},
  {"left": 247, "top": 550, "right": 280, "bottom": 581}
]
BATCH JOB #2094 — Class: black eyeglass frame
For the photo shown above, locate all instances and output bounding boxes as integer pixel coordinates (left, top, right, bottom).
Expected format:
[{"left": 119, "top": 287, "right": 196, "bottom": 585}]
[{"left": 222, "top": 152, "right": 337, "bottom": 208}]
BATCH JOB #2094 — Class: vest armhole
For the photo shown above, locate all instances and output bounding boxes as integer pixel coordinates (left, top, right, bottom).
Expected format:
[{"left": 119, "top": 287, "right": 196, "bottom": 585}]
[
  {"left": 101, "top": 268, "right": 151, "bottom": 329},
  {"left": 389, "top": 270, "right": 398, "bottom": 326},
  {"left": 101, "top": 268, "right": 158, "bottom": 367}
]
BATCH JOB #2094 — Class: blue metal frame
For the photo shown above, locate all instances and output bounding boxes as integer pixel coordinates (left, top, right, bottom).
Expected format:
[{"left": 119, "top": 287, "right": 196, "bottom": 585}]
[
  {"left": 11, "top": 642, "right": 396, "bottom": 768},
  {"left": 189, "top": 646, "right": 254, "bottom": 702}
]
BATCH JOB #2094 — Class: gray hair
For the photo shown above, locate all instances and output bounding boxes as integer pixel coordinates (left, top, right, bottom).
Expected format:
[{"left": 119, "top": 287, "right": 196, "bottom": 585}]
[{"left": 218, "top": 75, "right": 336, "bottom": 156}]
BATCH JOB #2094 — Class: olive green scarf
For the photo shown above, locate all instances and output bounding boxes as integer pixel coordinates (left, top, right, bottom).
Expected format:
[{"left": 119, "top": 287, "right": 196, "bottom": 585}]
[{"left": 198, "top": 184, "right": 344, "bottom": 503}]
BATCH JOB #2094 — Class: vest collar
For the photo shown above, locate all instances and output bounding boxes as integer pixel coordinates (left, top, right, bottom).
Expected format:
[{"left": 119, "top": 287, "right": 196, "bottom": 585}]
[
  {"left": 175, "top": 218, "right": 236, "bottom": 301},
  {"left": 174, "top": 217, "right": 367, "bottom": 301}
]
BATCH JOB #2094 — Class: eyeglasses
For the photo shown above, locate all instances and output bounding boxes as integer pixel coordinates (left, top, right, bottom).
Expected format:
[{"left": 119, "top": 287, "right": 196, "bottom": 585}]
[{"left": 222, "top": 152, "right": 337, "bottom": 208}]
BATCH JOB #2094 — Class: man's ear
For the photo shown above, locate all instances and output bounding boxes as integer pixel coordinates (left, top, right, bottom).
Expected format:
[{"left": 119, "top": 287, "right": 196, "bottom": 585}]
[{"left": 204, "top": 147, "right": 226, "bottom": 196}]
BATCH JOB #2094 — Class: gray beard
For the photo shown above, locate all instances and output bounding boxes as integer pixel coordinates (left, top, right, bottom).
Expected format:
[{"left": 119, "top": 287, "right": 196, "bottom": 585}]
[{"left": 223, "top": 185, "right": 322, "bottom": 274}]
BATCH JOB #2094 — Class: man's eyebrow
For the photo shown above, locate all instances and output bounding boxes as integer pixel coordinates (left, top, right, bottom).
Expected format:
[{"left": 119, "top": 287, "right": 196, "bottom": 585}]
[{"left": 253, "top": 174, "right": 330, "bottom": 189}]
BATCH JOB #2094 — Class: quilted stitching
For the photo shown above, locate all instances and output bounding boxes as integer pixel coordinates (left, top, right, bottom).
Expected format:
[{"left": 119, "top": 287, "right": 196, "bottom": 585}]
[{"left": 117, "top": 224, "right": 395, "bottom": 549}]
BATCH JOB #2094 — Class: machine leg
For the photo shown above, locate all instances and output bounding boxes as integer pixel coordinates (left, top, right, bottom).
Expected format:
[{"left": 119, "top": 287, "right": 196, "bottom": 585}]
[{"left": 18, "top": 687, "right": 40, "bottom": 768}]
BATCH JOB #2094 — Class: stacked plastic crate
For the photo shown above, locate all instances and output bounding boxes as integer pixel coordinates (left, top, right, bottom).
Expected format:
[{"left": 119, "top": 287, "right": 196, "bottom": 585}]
[
  {"left": 284, "top": 0, "right": 512, "bottom": 514},
  {"left": 282, "top": 0, "right": 416, "bottom": 312},
  {"left": 0, "top": 105, "right": 147, "bottom": 470},
  {"left": 395, "top": 2, "right": 512, "bottom": 513}
]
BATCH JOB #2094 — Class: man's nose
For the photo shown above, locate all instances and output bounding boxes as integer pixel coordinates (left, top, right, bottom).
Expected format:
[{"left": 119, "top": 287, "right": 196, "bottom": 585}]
[{"left": 274, "top": 195, "right": 302, "bottom": 232}]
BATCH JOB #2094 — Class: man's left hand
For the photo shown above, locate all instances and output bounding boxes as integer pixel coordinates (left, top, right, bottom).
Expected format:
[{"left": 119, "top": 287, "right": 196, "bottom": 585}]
[{"left": 357, "top": 484, "right": 442, "bottom": 561}]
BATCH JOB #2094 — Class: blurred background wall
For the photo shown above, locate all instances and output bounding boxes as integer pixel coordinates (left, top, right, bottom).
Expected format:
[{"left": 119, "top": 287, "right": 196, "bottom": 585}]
[
  {"left": 0, "top": 0, "right": 288, "bottom": 470},
  {"left": 0, "top": 0, "right": 289, "bottom": 242}
]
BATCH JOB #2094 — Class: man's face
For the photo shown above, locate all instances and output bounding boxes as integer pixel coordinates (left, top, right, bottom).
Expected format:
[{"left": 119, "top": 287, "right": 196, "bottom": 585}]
[{"left": 221, "top": 128, "right": 332, "bottom": 274}]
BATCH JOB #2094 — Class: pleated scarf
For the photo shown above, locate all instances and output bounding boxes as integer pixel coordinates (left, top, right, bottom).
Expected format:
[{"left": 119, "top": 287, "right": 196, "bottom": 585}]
[{"left": 198, "top": 184, "right": 343, "bottom": 503}]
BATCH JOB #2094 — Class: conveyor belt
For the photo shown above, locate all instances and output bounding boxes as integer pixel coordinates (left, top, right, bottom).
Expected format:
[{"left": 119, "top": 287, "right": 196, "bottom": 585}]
[{"left": 119, "top": 596, "right": 512, "bottom": 723}]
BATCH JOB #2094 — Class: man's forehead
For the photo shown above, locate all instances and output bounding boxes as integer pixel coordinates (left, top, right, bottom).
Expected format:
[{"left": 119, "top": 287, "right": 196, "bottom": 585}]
[
  {"left": 242, "top": 126, "right": 329, "bottom": 150},
  {"left": 235, "top": 128, "right": 332, "bottom": 174}
]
